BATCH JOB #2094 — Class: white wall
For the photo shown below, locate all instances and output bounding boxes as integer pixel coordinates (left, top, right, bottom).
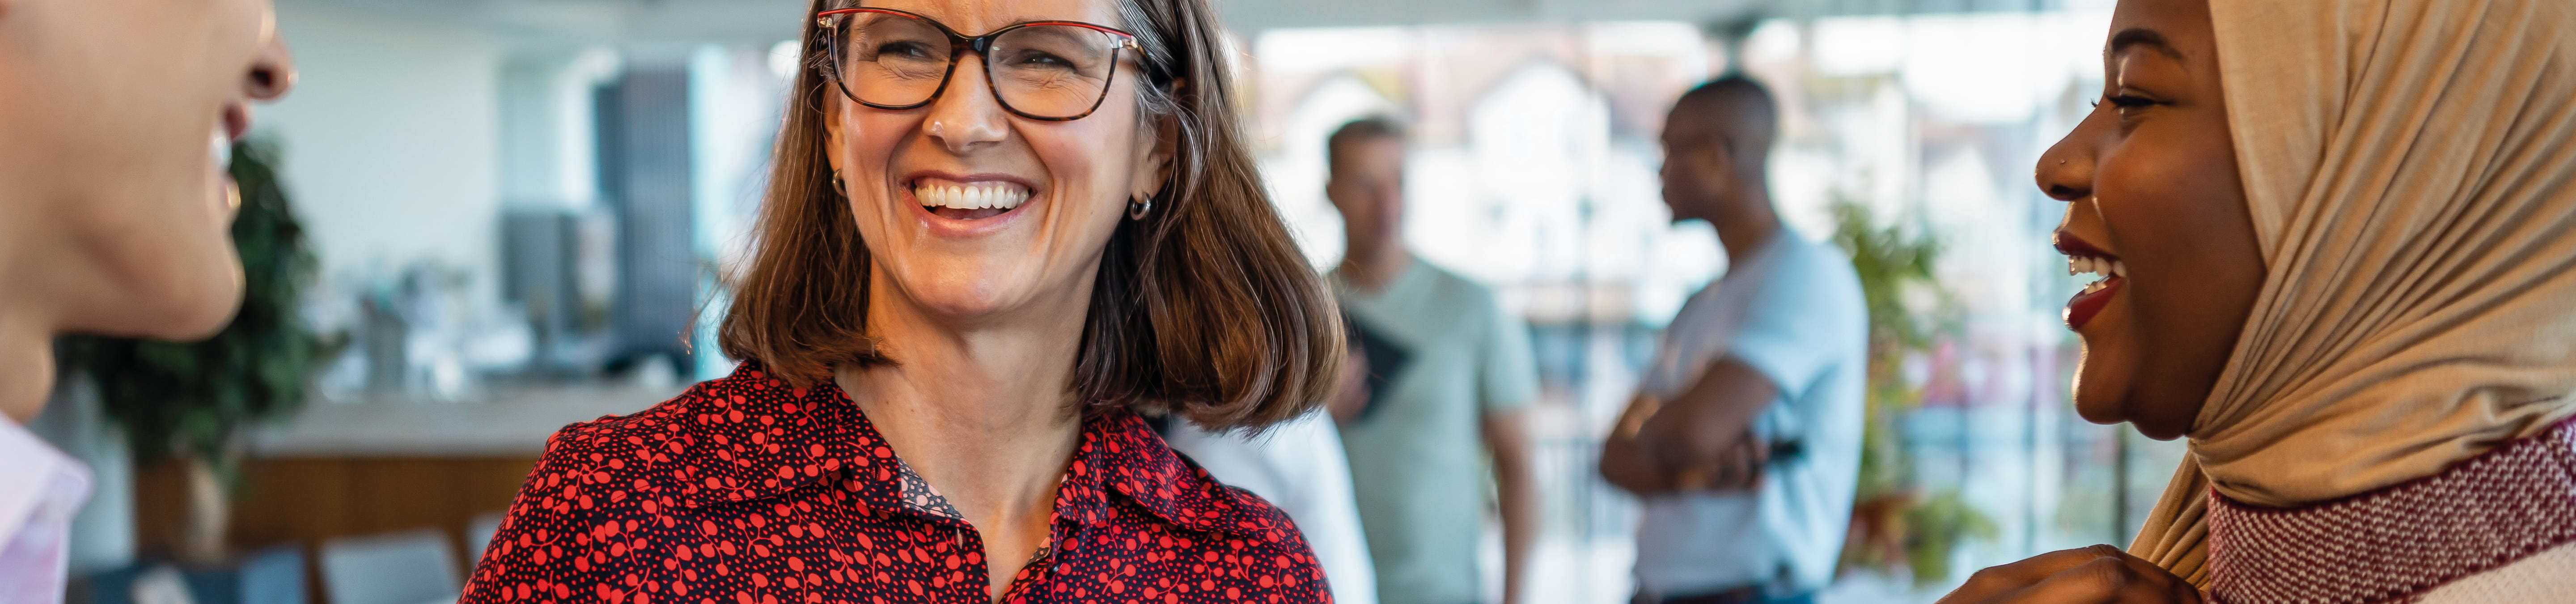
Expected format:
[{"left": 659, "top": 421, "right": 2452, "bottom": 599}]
[{"left": 259, "top": 1, "right": 506, "bottom": 292}]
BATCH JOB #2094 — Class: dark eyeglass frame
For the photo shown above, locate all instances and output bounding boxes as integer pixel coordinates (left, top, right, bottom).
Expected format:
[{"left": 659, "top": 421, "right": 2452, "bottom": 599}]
[{"left": 816, "top": 7, "right": 1143, "bottom": 122}]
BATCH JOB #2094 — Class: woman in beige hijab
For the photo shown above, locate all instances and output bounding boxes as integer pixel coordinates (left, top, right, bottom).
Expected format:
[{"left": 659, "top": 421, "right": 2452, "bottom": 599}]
[{"left": 1939, "top": 0, "right": 2576, "bottom": 601}]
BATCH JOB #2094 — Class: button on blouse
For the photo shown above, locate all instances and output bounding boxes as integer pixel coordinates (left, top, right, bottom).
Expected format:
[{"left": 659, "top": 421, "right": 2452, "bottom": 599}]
[{"left": 461, "top": 364, "right": 1332, "bottom": 604}]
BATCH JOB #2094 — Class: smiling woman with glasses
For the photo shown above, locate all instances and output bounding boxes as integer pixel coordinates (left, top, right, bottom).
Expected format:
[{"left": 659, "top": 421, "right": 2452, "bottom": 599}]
[{"left": 458, "top": 0, "right": 1345, "bottom": 602}]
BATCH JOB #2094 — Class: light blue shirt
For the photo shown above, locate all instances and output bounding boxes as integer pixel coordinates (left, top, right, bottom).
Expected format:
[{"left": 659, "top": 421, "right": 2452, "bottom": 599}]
[{"left": 1632, "top": 233, "right": 1867, "bottom": 597}]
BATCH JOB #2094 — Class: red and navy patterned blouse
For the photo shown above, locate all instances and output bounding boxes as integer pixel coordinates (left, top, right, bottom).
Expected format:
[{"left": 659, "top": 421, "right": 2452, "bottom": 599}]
[{"left": 460, "top": 364, "right": 1332, "bottom": 604}]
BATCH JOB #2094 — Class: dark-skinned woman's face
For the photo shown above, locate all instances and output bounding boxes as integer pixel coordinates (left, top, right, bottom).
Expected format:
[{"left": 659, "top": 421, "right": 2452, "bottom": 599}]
[{"left": 2036, "top": 0, "right": 2264, "bottom": 440}]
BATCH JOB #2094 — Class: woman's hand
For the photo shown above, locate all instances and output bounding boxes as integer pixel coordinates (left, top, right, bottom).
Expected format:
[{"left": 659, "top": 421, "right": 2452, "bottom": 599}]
[{"left": 1936, "top": 545, "right": 2202, "bottom": 604}]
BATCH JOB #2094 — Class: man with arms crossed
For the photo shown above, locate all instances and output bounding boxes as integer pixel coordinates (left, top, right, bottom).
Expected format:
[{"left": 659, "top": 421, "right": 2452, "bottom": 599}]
[
  {"left": 0, "top": 0, "right": 295, "bottom": 600},
  {"left": 1325, "top": 117, "right": 1540, "bottom": 604},
  {"left": 1601, "top": 77, "right": 1866, "bottom": 604}
]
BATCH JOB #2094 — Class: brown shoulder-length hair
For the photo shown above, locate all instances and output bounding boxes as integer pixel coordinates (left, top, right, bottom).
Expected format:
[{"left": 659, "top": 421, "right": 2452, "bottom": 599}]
[{"left": 719, "top": 0, "right": 1342, "bottom": 430}]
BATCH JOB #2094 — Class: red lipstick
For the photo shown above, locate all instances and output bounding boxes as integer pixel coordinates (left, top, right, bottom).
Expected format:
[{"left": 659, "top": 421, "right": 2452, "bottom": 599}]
[
  {"left": 2064, "top": 277, "right": 2120, "bottom": 331},
  {"left": 2055, "top": 230, "right": 2122, "bottom": 331}
]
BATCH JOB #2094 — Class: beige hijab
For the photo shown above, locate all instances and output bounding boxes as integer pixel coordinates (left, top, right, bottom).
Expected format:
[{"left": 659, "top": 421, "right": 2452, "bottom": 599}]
[{"left": 2125, "top": 0, "right": 2576, "bottom": 584}]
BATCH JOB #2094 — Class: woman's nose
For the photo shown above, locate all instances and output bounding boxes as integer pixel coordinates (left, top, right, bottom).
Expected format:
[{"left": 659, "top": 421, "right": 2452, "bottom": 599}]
[
  {"left": 923, "top": 59, "right": 1009, "bottom": 154},
  {"left": 2036, "top": 115, "right": 2100, "bottom": 203},
  {"left": 244, "top": 25, "right": 296, "bottom": 101}
]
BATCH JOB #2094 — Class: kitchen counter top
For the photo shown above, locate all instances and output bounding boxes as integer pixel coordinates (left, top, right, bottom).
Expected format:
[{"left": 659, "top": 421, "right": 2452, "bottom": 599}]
[{"left": 248, "top": 383, "right": 684, "bottom": 456}]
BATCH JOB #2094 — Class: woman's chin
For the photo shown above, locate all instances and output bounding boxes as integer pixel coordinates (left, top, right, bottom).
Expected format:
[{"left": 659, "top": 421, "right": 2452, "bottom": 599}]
[
  {"left": 2072, "top": 353, "right": 2200, "bottom": 440},
  {"left": 896, "top": 286, "right": 1003, "bottom": 317},
  {"left": 2068, "top": 345, "right": 2132, "bottom": 426},
  {"left": 891, "top": 276, "right": 1053, "bottom": 323},
  {"left": 109, "top": 260, "right": 245, "bottom": 341},
  {"left": 880, "top": 251, "right": 1097, "bottom": 322},
  {"left": 2070, "top": 380, "right": 2127, "bottom": 427}
]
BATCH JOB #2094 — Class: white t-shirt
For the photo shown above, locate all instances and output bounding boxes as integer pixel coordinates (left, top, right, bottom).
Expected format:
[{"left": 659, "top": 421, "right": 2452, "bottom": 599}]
[
  {"left": 1631, "top": 233, "right": 1868, "bottom": 598},
  {"left": 0, "top": 418, "right": 90, "bottom": 604},
  {"left": 1163, "top": 411, "right": 1378, "bottom": 604}
]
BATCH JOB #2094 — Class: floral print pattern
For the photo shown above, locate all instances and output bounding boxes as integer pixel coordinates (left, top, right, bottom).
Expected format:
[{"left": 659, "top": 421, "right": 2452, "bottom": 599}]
[{"left": 460, "top": 364, "right": 1331, "bottom": 604}]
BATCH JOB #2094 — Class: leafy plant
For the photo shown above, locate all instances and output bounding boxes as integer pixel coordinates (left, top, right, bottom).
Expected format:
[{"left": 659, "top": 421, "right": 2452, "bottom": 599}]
[
  {"left": 1834, "top": 201, "right": 1952, "bottom": 354},
  {"left": 60, "top": 139, "right": 340, "bottom": 476},
  {"left": 1826, "top": 200, "right": 1993, "bottom": 586}
]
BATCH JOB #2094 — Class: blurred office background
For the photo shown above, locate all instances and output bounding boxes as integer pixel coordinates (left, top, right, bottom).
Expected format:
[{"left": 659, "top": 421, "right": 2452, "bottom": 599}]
[{"left": 28, "top": 0, "right": 2187, "bottom": 602}]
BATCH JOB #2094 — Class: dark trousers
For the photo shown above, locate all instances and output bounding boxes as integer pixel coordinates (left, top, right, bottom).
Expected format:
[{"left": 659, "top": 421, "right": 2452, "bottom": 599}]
[{"left": 1633, "top": 587, "right": 1814, "bottom": 604}]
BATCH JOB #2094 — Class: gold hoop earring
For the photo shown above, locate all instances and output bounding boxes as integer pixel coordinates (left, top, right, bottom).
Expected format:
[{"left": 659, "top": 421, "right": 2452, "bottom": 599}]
[{"left": 831, "top": 170, "right": 845, "bottom": 196}]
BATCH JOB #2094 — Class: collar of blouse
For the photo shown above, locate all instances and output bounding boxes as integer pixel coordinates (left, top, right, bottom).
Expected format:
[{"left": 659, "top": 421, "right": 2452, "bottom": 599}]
[{"left": 547, "top": 362, "right": 1266, "bottom": 541}]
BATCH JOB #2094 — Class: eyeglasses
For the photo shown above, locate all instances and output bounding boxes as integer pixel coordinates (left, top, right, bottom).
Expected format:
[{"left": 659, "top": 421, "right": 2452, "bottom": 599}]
[{"left": 816, "top": 7, "right": 1142, "bottom": 121}]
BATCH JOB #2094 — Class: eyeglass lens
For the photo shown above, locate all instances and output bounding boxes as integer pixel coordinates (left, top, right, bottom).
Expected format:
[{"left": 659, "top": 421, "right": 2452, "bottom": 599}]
[{"left": 839, "top": 13, "right": 1121, "bottom": 119}]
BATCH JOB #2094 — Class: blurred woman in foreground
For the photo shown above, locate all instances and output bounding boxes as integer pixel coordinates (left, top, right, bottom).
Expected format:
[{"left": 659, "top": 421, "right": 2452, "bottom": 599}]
[
  {"left": 460, "top": 0, "right": 1345, "bottom": 601},
  {"left": 1942, "top": 0, "right": 2576, "bottom": 601},
  {"left": 0, "top": 0, "right": 294, "bottom": 600}
]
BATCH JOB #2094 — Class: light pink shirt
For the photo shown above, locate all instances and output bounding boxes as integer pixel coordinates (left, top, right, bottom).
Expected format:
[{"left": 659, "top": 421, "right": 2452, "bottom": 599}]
[{"left": 0, "top": 418, "right": 89, "bottom": 604}]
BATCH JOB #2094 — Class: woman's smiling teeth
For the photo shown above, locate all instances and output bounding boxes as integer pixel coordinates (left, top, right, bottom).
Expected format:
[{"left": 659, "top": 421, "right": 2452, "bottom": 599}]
[
  {"left": 2068, "top": 255, "right": 2127, "bottom": 293},
  {"left": 915, "top": 181, "right": 1031, "bottom": 220}
]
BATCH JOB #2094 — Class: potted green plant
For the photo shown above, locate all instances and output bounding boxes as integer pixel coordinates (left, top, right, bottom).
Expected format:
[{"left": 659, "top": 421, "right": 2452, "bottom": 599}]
[
  {"left": 59, "top": 139, "right": 339, "bottom": 565},
  {"left": 1828, "top": 200, "right": 1997, "bottom": 586}
]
